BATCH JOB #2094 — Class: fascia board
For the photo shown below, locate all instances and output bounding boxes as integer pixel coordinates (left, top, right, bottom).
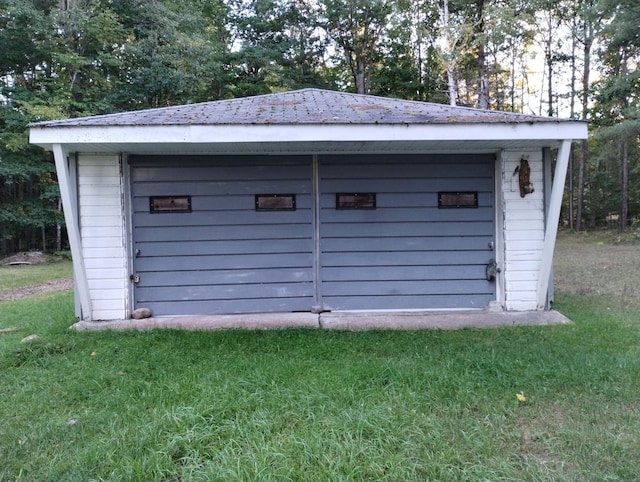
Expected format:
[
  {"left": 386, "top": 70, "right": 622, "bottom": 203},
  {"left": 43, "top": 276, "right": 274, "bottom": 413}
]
[{"left": 30, "top": 122, "right": 588, "bottom": 150}]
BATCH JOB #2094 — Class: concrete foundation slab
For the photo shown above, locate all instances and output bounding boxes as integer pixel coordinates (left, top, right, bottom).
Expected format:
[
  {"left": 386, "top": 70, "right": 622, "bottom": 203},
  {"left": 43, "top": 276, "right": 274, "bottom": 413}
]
[{"left": 71, "top": 310, "right": 572, "bottom": 332}]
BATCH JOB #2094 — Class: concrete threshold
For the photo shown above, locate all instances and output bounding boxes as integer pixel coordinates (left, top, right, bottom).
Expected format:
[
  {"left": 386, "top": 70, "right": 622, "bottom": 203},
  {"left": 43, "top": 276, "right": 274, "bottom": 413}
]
[{"left": 71, "top": 310, "right": 572, "bottom": 332}]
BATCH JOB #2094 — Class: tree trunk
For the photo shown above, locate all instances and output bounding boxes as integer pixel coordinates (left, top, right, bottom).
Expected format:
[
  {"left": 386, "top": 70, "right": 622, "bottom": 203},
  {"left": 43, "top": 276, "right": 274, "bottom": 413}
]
[
  {"left": 576, "top": 139, "right": 587, "bottom": 231},
  {"left": 57, "top": 198, "right": 62, "bottom": 252},
  {"left": 575, "top": 11, "right": 593, "bottom": 232},
  {"left": 442, "top": 0, "right": 457, "bottom": 106},
  {"left": 620, "top": 138, "right": 629, "bottom": 229},
  {"left": 354, "top": 54, "right": 367, "bottom": 94},
  {"left": 473, "top": 0, "right": 489, "bottom": 109}
]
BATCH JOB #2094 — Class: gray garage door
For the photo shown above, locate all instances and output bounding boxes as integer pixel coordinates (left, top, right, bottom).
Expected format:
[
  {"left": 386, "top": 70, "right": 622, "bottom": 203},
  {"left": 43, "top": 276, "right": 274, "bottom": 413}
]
[
  {"left": 130, "top": 153, "right": 495, "bottom": 316},
  {"left": 130, "top": 155, "right": 315, "bottom": 315},
  {"left": 318, "top": 154, "right": 496, "bottom": 311}
]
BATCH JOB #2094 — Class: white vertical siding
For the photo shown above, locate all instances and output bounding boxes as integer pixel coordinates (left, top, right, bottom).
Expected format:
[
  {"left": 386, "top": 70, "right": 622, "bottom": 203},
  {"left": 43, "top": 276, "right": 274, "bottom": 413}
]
[
  {"left": 501, "top": 149, "right": 545, "bottom": 311},
  {"left": 78, "top": 155, "right": 128, "bottom": 320}
]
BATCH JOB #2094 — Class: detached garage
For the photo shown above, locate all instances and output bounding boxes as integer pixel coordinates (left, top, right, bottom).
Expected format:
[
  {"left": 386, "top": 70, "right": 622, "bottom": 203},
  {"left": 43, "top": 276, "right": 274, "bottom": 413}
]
[{"left": 30, "top": 89, "right": 587, "bottom": 323}]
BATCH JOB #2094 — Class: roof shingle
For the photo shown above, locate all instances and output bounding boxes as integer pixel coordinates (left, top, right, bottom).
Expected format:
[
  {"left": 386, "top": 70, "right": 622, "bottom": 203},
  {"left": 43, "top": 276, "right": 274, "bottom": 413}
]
[{"left": 32, "top": 89, "right": 573, "bottom": 128}]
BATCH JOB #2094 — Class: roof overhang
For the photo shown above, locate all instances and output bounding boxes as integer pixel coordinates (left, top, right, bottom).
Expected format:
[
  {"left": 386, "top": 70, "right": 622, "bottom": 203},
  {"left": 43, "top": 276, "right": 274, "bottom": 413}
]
[{"left": 30, "top": 122, "right": 588, "bottom": 155}]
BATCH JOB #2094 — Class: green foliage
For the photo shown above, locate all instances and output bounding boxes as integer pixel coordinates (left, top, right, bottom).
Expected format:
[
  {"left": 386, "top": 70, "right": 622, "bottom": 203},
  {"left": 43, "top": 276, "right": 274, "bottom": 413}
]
[{"left": 1, "top": 0, "right": 639, "bottom": 251}]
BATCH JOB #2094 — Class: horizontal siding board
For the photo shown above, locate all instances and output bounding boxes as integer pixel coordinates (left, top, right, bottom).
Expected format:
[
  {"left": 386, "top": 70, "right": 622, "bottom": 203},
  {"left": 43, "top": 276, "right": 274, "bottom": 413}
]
[
  {"left": 136, "top": 282, "right": 314, "bottom": 302},
  {"left": 137, "top": 239, "right": 313, "bottom": 257},
  {"left": 505, "top": 230, "right": 544, "bottom": 241},
  {"left": 80, "top": 216, "right": 124, "bottom": 229},
  {"left": 321, "top": 178, "right": 491, "bottom": 193},
  {"left": 133, "top": 224, "right": 312, "bottom": 242},
  {"left": 139, "top": 268, "right": 312, "bottom": 287},
  {"left": 321, "top": 236, "right": 493, "bottom": 252},
  {"left": 132, "top": 209, "right": 312, "bottom": 227},
  {"left": 84, "top": 257, "right": 126, "bottom": 269},
  {"left": 133, "top": 180, "right": 312, "bottom": 196},
  {"left": 132, "top": 165, "right": 310, "bottom": 182},
  {"left": 89, "top": 289, "right": 127, "bottom": 301},
  {"left": 321, "top": 221, "right": 494, "bottom": 237},
  {"left": 86, "top": 267, "right": 126, "bottom": 278},
  {"left": 320, "top": 207, "right": 494, "bottom": 223},
  {"left": 82, "top": 237, "right": 124, "bottom": 249},
  {"left": 322, "top": 265, "right": 484, "bottom": 281},
  {"left": 322, "top": 280, "right": 491, "bottom": 297},
  {"left": 506, "top": 301, "right": 537, "bottom": 311},
  {"left": 323, "top": 294, "right": 491, "bottom": 311},
  {"left": 504, "top": 271, "right": 538, "bottom": 282},
  {"left": 135, "top": 253, "right": 313, "bottom": 272},
  {"left": 322, "top": 251, "right": 490, "bottom": 266},
  {"left": 82, "top": 247, "right": 126, "bottom": 259},
  {"left": 87, "top": 279, "right": 125, "bottom": 290},
  {"left": 92, "top": 310, "right": 127, "bottom": 321},
  {"left": 320, "top": 163, "right": 493, "bottom": 178},
  {"left": 138, "top": 297, "right": 313, "bottom": 316},
  {"left": 81, "top": 204, "right": 125, "bottom": 216}
]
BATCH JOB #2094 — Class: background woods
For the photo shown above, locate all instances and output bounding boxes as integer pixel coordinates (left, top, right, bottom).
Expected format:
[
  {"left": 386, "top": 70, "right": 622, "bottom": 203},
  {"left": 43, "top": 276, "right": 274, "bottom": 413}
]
[{"left": 1, "top": 0, "right": 639, "bottom": 255}]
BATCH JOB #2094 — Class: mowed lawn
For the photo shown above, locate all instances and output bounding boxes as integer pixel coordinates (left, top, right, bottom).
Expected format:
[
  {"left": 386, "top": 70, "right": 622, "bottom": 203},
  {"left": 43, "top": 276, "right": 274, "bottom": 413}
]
[{"left": 1, "top": 233, "right": 639, "bottom": 481}]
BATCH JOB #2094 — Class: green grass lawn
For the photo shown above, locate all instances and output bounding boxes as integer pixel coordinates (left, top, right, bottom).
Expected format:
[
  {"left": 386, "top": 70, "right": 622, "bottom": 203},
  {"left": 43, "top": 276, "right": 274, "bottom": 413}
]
[
  {"left": 0, "top": 259, "right": 73, "bottom": 292},
  {"left": 1, "top": 289, "right": 639, "bottom": 481}
]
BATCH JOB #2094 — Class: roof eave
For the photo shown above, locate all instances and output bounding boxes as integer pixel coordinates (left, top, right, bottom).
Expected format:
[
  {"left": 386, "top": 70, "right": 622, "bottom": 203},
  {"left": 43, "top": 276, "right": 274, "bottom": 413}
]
[{"left": 30, "top": 122, "right": 588, "bottom": 152}]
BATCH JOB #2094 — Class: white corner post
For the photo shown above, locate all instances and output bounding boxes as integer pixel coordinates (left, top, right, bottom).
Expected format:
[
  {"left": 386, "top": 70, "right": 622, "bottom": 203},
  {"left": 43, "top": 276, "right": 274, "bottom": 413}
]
[
  {"left": 536, "top": 140, "right": 572, "bottom": 309},
  {"left": 52, "top": 144, "right": 92, "bottom": 320}
]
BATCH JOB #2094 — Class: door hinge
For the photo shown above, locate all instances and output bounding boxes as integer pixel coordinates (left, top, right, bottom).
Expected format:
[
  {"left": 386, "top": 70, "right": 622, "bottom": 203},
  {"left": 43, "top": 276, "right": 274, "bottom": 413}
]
[{"left": 130, "top": 274, "right": 140, "bottom": 283}]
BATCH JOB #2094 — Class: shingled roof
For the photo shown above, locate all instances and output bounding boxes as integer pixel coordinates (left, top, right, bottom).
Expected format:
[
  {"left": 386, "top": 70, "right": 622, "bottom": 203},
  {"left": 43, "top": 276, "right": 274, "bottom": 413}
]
[{"left": 32, "top": 88, "right": 572, "bottom": 128}]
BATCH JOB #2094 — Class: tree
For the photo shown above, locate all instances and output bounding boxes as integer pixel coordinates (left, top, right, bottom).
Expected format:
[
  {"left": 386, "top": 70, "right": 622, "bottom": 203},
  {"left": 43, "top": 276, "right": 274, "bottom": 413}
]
[
  {"left": 591, "top": 0, "right": 640, "bottom": 228},
  {"left": 319, "top": 0, "right": 392, "bottom": 94}
]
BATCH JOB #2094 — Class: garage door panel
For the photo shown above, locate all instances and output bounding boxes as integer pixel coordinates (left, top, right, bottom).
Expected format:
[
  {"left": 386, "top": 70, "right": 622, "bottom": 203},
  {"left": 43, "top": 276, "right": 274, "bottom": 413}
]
[
  {"left": 131, "top": 155, "right": 314, "bottom": 316},
  {"left": 319, "top": 154, "right": 495, "bottom": 311}
]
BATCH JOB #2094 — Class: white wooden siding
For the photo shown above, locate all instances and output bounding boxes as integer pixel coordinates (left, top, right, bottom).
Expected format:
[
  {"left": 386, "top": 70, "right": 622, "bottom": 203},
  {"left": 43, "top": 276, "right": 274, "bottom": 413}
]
[
  {"left": 501, "top": 150, "right": 545, "bottom": 310},
  {"left": 78, "top": 155, "right": 128, "bottom": 320}
]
